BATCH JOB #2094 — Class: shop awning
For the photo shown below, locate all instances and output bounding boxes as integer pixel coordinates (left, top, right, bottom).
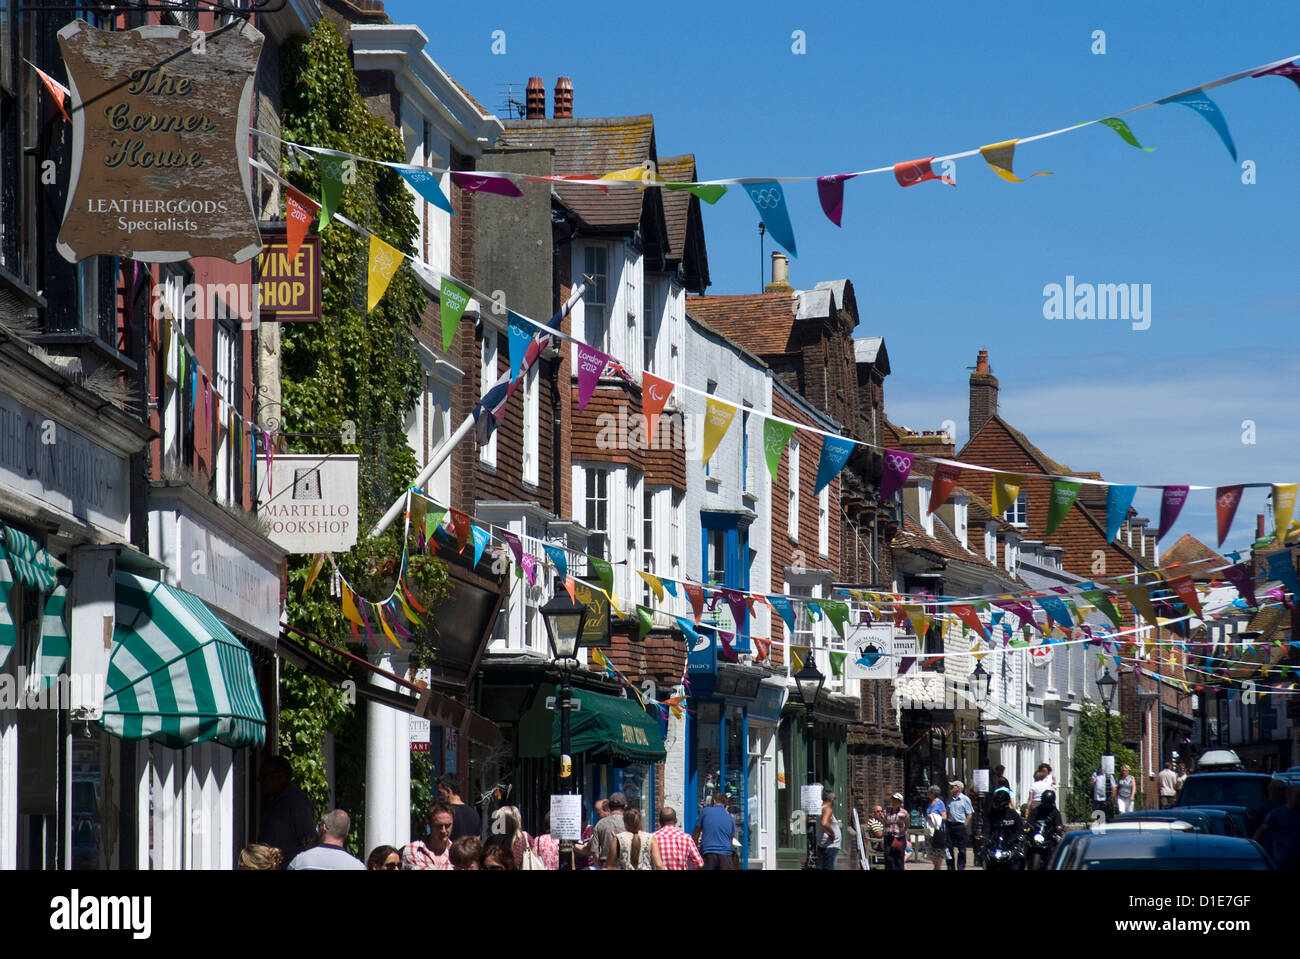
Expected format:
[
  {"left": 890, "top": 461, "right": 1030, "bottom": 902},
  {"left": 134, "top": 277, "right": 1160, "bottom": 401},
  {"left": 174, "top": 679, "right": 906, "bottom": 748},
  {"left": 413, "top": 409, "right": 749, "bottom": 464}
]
[
  {"left": 101, "top": 571, "right": 266, "bottom": 749},
  {"left": 950, "top": 685, "right": 1061, "bottom": 744},
  {"left": 551, "top": 690, "right": 666, "bottom": 763}
]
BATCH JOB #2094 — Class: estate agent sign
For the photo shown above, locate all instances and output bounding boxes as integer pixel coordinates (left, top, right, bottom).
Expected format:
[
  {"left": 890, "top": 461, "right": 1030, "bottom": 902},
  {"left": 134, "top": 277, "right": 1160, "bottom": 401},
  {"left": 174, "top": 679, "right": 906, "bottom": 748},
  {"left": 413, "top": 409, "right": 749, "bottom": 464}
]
[{"left": 56, "top": 20, "right": 264, "bottom": 263}]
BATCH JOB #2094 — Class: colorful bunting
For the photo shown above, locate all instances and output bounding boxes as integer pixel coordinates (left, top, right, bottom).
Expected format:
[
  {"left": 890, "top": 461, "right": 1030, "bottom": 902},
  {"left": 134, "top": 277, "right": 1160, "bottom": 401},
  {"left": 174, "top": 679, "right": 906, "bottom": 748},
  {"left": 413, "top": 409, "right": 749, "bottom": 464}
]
[
  {"left": 822, "top": 600, "right": 849, "bottom": 639},
  {"left": 469, "top": 526, "right": 489, "bottom": 569},
  {"left": 507, "top": 311, "right": 533, "bottom": 383},
  {"left": 1216, "top": 485, "right": 1245, "bottom": 548},
  {"left": 439, "top": 279, "right": 472, "bottom": 351},
  {"left": 979, "top": 139, "right": 1052, "bottom": 182},
  {"left": 637, "top": 570, "right": 665, "bottom": 603},
  {"left": 1158, "top": 485, "right": 1190, "bottom": 540},
  {"left": 589, "top": 557, "right": 614, "bottom": 594},
  {"left": 664, "top": 182, "right": 728, "bottom": 204},
  {"left": 743, "top": 181, "right": 797, "bottom": 257},
  {"left": 31, "top": 63, "right": 71, "bottom": 122},
  {"left": 685, "top": 582, "right": 704, "bottom": 625},
  {"left": 501, "top": 530, "right": 523, "bottom": 566},
  {"left": 398, "top": 166, "right": 455, "bottom": 214},
  {"left": 450, "top": 171, "right": 523, "bottom": 196},
  {"left": 879, "top": 449, "right": 914, "bottom": 501},
  {"left": 702, "top": 396, "right": 737, "bottom": 467},
  {"left": 1036, "top": 596, "right": 1074, "bottom": 629},
  {"left": 1045, "top": 480, "right": 1081, "bottom": 536},
  {"left": 814, "top": 436, "right": 855, "bottom": 495},
  {"left": 318, "top": 156, "right": 345, "bottom": 229},
  {"left": 929, "top": 463, "right": 962, "bottom": 514},
  {"left": 762, "top": 418, "right": 797, "bottom": 480},
  {"left": 893, "top": 157, "right": 955, "bottom": 188},
  {"left": 1266, "top": 552, "right": 1300, "bottom": 603},
  {"left": 1168, "top": 576, "right": 1203, "bottom": 620},
  {"left": 367, "top": 234, "right": 402, "bottom": 312},
  {"left": 902, "top": 604, "right": 930, "bottom": 638},
  {"left": 1159, "top": 90, "right": 1237, "bottom": 161},
  {"left": 1106, "top": 485, "right": 1137, "bottom": 542},
  {"left": 576, "top": 342, "right": 610, "bottom": 411},
  {"left": 543, "top": 544, "right": 567, "bottom": 580},
  {"left": 1272, "top": 483, "right": 1297, "bottom": 543},
  {"left": 449, "top": 509, "right": 470, "bottom": 553},
  {"left": 636, "top": 605, "right": 654, "bottom": 640},
  {"left": 520, "top": 554, "right": 538, "bottom": 586},
  {"left": 1100, "top": 117, "right": 1155, "bottom": 152},
  {"left": 563, "top": 576, "right": 577, "bottom": 604},
  {"left": 815, "top": 174, "right": 856, "bottom": 226},
  {"left": 990, "top": 473, "right": 1023, "bottom": 516},
  {"left": 642, "top": 373, "right": 674, "bottom": 443},
  {"left": 951, "top": 604, "right": 988, "bottom": 639},
  {"left": 285, "top": 187, "right": 318, "bottom": 261},
  {"left": 1122, "top": 585, "right": 1159, "bottom": 628},
  {"left": 769, "top": 594, "right": 795, "bottom": 634}
]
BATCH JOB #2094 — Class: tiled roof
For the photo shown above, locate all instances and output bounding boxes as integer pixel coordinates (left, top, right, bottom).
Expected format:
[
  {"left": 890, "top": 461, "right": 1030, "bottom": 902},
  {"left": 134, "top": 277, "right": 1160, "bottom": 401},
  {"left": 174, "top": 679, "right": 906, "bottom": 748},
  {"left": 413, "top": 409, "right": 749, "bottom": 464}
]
[
  {"left": 499, "top": 115, "right": 656, "bottom": 230},
  {"left": 1160, "top": 534, "right": 1227, "bottom": 580},
  {"left": 685, "top": 293, "right": 799, "bottom": 354},
  {"left": 658, "top": 153, "right": 694, "bottom": 260}
]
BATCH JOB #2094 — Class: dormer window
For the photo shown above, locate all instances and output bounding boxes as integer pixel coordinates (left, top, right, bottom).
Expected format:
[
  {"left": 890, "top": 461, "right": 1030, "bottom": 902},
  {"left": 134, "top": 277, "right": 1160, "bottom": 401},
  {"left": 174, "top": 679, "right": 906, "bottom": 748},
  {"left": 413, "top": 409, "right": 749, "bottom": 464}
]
[{"left": 1003, "top": 491, "right": 1028, "bottom": 528}]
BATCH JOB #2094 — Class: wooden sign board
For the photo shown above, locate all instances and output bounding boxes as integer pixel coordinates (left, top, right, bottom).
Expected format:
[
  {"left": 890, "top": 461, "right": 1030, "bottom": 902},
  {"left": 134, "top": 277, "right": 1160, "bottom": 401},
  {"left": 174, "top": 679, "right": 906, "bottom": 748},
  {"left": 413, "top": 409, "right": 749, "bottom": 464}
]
[
  {"left": 258, "top": 234, "right": 321, "bottom": 322},
  {"left": 56, "top": 20, "right": 263, "bottom": 263},
  {"left": 573, "top": 580, "right": 611, "bottom": 648}
]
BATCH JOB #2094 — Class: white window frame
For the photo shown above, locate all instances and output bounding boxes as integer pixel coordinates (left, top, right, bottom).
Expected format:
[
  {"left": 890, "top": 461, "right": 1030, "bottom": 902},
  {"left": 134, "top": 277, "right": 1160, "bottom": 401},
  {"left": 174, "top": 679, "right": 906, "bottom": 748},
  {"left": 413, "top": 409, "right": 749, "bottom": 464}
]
[
  {"left": 479, "top": 325, "right": 499, "bottom": 467},
  {"left": 160, "top": 266, "right": 187, "bottom": 473},
  {"left": 818, "top": 484, "right": 829, "bottom": 557},
  {"left": 642, "top": 485, "right": 658, "bottom": 606},
  {"left": 787, "top": 438, "right": 800, "bottom": 541},
  {"left": 214, "top": 322, "right": 236, "bottom": 504},
  {"left": 522, "top": 363, "right": 539, "bottom": 486},
  {"left": 642, "top": 277, "right": 660, "bottom": 376},
  {"left": 576, "top": 243, "right": 611, "bottom": 353},
  {"left": 1004, "top": 491, "right": 1028, "bottom": 528}
]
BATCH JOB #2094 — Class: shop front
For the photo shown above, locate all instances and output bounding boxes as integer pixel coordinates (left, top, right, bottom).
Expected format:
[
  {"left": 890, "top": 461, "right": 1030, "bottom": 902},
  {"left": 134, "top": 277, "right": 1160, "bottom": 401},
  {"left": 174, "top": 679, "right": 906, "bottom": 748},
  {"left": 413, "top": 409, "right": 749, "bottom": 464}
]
[{"left": 774, "top": 694, "right": 852, "bottom": 869}]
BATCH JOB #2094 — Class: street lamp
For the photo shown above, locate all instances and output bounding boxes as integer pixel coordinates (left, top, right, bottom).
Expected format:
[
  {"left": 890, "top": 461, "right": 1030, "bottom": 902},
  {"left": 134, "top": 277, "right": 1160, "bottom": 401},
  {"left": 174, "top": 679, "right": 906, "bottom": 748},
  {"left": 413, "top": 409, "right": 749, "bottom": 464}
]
[
  {"left": 543, "top": 590, "right": 588, "bottom": 872},
  {"left": 971, "top": 661, "right": 991, "bottom": 865},
  {"left": 793, "top": 659, "right": 825, "bottom": 870},
  {"left": 1097, "top": 667, "right": 1118, "bottom": 757}
]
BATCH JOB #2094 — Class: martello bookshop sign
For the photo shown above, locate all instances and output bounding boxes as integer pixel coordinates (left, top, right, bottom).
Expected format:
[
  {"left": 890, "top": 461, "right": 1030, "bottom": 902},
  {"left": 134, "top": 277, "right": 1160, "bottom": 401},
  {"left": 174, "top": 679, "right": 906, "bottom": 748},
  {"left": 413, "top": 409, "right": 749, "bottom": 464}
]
[{"left": 56, "top": 20, "right": 264, "bottom": 264}]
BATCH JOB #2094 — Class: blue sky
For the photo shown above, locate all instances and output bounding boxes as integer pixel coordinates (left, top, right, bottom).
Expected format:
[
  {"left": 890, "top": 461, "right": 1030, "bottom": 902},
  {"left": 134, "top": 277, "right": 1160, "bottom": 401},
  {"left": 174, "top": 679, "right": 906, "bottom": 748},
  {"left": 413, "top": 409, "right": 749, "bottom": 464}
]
[{"left": 387, "top": 0, "right": 1300, "bottom": 556}]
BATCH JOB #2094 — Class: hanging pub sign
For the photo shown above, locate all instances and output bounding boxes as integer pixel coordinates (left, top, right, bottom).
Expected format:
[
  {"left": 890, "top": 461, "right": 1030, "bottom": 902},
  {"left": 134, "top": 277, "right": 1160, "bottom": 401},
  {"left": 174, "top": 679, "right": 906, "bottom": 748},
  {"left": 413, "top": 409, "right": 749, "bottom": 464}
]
[
  {"left": 56, "top": 20, "right": 264, "bottom": 263},
  {"left": 258, "top": 233, "right": 322, "bottom": 322},
  {"left": 572, "top": 580, "right": 611, "bottom": 648},
  {"left": 257, "top": 454, "right": 359, "bottom": 554}
]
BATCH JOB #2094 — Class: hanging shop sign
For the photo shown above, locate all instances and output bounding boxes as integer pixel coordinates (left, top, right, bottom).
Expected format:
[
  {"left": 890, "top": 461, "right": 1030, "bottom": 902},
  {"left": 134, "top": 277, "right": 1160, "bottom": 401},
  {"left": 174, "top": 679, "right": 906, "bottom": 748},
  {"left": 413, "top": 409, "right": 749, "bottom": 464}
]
[
  {"left": 258, "top": 233, "right": 322, "bottom": 322},
  {"left": 56, "top": 20, "right": 264, "bottom": 263},
  {"left": 845, "top": 624, "right": 895, "bottom": 680},
  {"left": 257, "top": 454, "right": 358, "bottom": 554},
  {"left": 573, "top": 580, "right": 611, "bottom": 648}
]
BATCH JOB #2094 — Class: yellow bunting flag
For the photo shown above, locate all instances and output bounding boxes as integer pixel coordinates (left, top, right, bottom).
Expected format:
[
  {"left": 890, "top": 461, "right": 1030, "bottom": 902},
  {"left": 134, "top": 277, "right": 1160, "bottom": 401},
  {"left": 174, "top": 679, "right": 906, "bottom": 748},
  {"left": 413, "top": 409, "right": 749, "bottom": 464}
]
[
  {"left": 591, "top": 648, "right": 609, "bottom": 669},
  {"left": 637, "top": 570, "right": 665, "bottom": 603},
  {"left": 1122, "top": 585, "right": 1159, "bottom": 629},
  {"left": 303, "top": 554, "right": 326, "bottom": 597},
  {"left": 341, "top": 586, "right": 364, "bottom": 626},
  {"left": 990, "top": 472, "right": 1024, "bottom": 516},
  {"left": 601, "top": 164, "right": 664, "bottom": 187},
  {"left": 791, "top": 645, "right": 809, "bottom": 674},
  {"left": 1272, "top": 483, "right": 1298, "bottom": 543},
  {"left": 978, "top": 139, "right": 1052, "bottom": 183},
  {"left": 409, "top": 494, "right": 427, "bottom": 537},
  {"left": 378, "top": 606, "right": 401, "bottom": 648},
  {"left": 902, "top": 604, "right": 930, "bottom": 638},
  {"left": 366, "top": 234, "right": 403, "bottom": 312},
  {"left": 701, "top": 396, "right": 737, "bottom": 467}
]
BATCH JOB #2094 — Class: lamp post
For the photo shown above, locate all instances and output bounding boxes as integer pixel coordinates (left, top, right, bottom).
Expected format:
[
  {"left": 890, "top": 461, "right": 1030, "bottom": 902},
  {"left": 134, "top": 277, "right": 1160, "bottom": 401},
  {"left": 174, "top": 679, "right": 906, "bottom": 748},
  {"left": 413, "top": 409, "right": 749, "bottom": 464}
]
[
  {"left": 793, "top": 659, "right": 826, "bottom": 870},
  {"left": 1097, "top": 667, "right": 1118, "bottom": 757},
  {"left": 543, "top": 590, "right": 588, "bottom": 872},
  {"left": 971, "top": 660, "right": 991, "bottom": 866}
]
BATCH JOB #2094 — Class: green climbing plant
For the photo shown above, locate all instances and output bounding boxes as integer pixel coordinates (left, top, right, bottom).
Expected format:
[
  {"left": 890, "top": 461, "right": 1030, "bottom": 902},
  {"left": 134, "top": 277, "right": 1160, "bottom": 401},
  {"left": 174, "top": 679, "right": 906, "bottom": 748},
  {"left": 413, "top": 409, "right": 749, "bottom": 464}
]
[
  {"left": 272, "top": 19, "right": 451, "bottom": 853},
  {"left": 1068, "top": 702, "right": 1140, "bottom": 822}
]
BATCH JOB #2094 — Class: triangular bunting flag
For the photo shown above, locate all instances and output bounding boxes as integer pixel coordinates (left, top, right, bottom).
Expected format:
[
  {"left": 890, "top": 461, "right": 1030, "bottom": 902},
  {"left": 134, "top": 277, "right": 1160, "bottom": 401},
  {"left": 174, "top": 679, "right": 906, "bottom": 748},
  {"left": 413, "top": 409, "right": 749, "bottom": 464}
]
[
  {"left": 544, "top": 544, "right": 567, "bottom": 580},
  {"left": 636, "top": 605, "right": 654, "bottom": 640},
  {"left": 1045, "top": 480, "right": 1081, "bottom": 536},
  {"left": 1168, "top": 576, "right": 1203, "bottom": 620},
  {"left": 664, "top": 182, "right": 728, "bottom": 204},
  {"left": 367, "top": 234, "right": 403, "bottom": 312},
  {"left": 743, "top": 181, "right": 797, "bottom": 256},
  {"left": 991, "top": 473, "right": 1023, "bottom": 516},
  {"left": 398, "top": 166, "right": 456, "bottom": 214},
  {"left": 439, "top": 279, "right": 472, "bottom": 351},
  {"left": 893, "top": 156, "right": 955, "bottom": 187},
  {"left": 507, "top": 311, "right": 533, "bottom": 383},
  {"left": 978, "top": 139, "right": 1052, "bottom": 182},
  {"left": 450, "top": 171, "right": 523, "bottom": 196},
  {"left": 815, "top": 436, "right": 855, "bottom": 496},
  {"left": 1272, "top": 483, "right": 1298, "bottom": 544},
  {"left": 929, "top": 463, "right": 962, "bottom": 514},
  {"left": 815, "top": 174, "right": 857, "bottom": 226},
  {"left": 1158, "top": 486, "right": 1190, "bottom": 540},
  {"left": 589, "top": 557, "right": 614, "bottom": 595},
  {"left": 318, "top": 156, "right": 345, "bottom": 229},
  {"left": 642, "top": 373, "right": 674, "bottom": 444},
  {"left": 576, "top": 342, "right": 609, "bottom": 411},
  {"left": 285, "top": 187, "right": 318, "bottom": 261},
  {"left": 1106, "top": 485, "right": 1137, "bottom": 543},
  {"left": 702, "top": 396, "right": 737, "bottom": 467},
  {"left": 1100, "top": 117, "right": 1156, "bottom": 151},
  {"left": 880, "top": 449, "right": 914, "bottom": 501},
  {"left": 762, "top": 418, "right": 797, "bottom": 481},
  {"left": 1159, "top": 90, "right": 1237, "bottom": 160},
  {"left": 685, "top": 582, "right": 704, "bottom": 625},
  {"left": 1216, "top": 485, "right": 1245, "bottom": 548},
  {"left": 471, "top": 526, "right": 490, "bottom": 569}
]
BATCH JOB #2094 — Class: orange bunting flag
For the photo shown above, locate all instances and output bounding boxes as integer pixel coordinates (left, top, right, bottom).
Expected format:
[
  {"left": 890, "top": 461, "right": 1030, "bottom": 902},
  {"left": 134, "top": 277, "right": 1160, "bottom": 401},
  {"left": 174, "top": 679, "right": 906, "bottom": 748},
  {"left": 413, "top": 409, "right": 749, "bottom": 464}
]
[
  {"left": 285, "top": 187, "right": 319, "bottom": 262},
  {"left": 402, "top": 581, "right": 427, "bottom": 615},
  {"left": 752, "top": 637, "right": 771, "bottom": 663},
  {"left": 31, "top": 63, "right": 71, "bottom": 122},
  {"left": 929, "top": 463, "right": 962, "bottom": 514},
  {"left": 563, "top": 576, "right": 577, "bottom": 604},
  {"left": 978, "top": 139, "right": 1052, "bottom": 183},
  {"left": 449, "top": 509, "right": 470, "bottom": 553},
  {"left": 642, "top": 373, "right": 674, "bottom": 444},
  {"left": 893, "top": 156, "right": 955, "bottom": 188},
  {"left": 1168, "top": 576, "right": 1204, "bottom": 620},
  {"left": 951, "top": 604, "right": 988, "bottom": 640}
]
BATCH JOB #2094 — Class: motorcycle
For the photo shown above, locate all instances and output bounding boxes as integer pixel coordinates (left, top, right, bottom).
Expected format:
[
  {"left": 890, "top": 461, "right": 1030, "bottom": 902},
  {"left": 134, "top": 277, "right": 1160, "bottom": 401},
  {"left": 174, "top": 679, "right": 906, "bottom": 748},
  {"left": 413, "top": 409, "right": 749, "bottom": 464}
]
[
  {"left": 984, "top": 823, "right": 1025, "bottom": 871},
  {"left": 1025, "top": 819, "right": 1059, "bottom": 870}
]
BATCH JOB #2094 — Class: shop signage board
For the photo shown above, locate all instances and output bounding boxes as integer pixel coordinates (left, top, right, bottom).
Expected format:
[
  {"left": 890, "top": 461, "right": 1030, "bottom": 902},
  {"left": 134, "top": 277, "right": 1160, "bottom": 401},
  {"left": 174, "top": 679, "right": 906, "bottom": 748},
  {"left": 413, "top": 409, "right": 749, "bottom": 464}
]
[
  {"left": 258, "top": 234, "right": 322, "bottom": 322},
  {"left": 257, "top": 454, "right": 358, "bottom": 554},
  {"left": 572, "top": 580, "right": 611, "bottom": 648},
  {"left": 409, "top": 716, "right": 431, "bottom": 752},
  {"left": 56, "top": 20, "right": 264, "bottom": 263},
  {"left": 844, "top": 624, "right": 895, "bottom": 680},
  {"left": 686, "top": 626, "right": 717, "bottom": 675}
]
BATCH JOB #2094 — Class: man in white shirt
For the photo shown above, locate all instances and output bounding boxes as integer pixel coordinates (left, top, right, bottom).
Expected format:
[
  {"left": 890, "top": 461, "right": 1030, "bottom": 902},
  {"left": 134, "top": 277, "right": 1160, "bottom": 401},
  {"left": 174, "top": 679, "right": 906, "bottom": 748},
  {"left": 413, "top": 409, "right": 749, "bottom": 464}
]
[
  {"left": 1157, "top": 760, "right": 1179, "bottom": 809},
  {"left": 1091, "top": 762, "right": 1114, "bottom": 817},
  {"left": 287, "top": 809, "right": 366, "bottom": 870}
]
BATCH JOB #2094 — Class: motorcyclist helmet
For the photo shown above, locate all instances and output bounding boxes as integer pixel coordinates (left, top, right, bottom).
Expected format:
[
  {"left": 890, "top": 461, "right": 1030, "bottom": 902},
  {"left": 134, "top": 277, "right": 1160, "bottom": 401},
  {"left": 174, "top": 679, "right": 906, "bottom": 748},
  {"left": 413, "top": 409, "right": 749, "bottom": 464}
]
[
  {"left": 993, "top": 786, "right": 1012, "bottom": 807},
  {"left": 1041, "top": 789, "right": 1056, "bottom": 809}
]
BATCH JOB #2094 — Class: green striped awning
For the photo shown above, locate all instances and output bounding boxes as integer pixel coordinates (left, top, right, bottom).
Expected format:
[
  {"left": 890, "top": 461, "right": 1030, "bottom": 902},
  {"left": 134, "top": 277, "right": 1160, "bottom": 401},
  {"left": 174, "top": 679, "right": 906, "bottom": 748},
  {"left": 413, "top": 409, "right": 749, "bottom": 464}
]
[
  {"left": 2, "top": 523, "right": 63, "bottom": 592},
  {"left": 33, "top": 576, "right": 71, "bottom": 687},
  {"left": 0, "top": 542, "right": 15, "bottom": 670},
  {"left": 102, "top": 571, "right": 267, "bottom": 749}
]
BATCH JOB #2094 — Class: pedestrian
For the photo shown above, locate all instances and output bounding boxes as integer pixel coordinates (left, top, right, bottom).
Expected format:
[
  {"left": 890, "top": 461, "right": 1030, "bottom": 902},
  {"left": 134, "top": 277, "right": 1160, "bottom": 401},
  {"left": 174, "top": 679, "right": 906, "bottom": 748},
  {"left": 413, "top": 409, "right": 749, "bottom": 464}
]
[
  {"left": 532, "top": 812, "right": 561, "bottom": 870},
  {"left": 257, "top": 756, "right": 317, "bottom": 866},
  {"left": 924, "top": 785, "right": 947, "bottom": 870},
  {"left": 946, "top": 780, "right": 974, "bottom": 870},
  {"left": 1115, "top": 764, "right": 1137, "bottom": 814},
  {"left": 438, "top": 775, "right": 482, "bottom": 841},
  {"left": 819, "top": 790, "right": 842, "bottom": 871},
  {"left": 492, "top": 805, "right": 544, "bottom": 869},
  {"left": 574, "top": 798, "right": 608, "bottom": 870},
  {"left": 591, "top": 792, "right": 627, "bottom": 866},
  {"left": 450, "top": 836, "right": 483, "bottom": 870},
  {"left": 606, "top": 806, "right": 655, "bottom": 870},
  {"left": 286, "top": 810, "right": 366, "bottom": 870},
  {"left": 1027, "top": 765, "right": 1051, "bottom": 815},
  {"left": 401, "top": 801, "right": 455, "bottom": 870},
  {"left": 366, "top": 845, "right": 401, "bottom": 870},
  {"left": 883, "top": 792, "right": 908, "bottom": 870},
  {"left": 652, "top": 806, "right": 703, "bottom": 870},
  {"left": 236, "top": 843, "right": 283, "bottom": 870},
  {"left": 1157, "top": 760, "right": 1179, "bottom": 809},
  {"left": 1175, "top": 761, "right": 1188, "bottom": 797},
  {"left": 696, "top": 794, "right": 736, "bottom": 870},
  {"left": 1092, "top": 761, "right": 1115, "bottom": 817},
  {"left": 1253, "top": 783, "right": 1300, "bottom": 870},
  {"left": 481, "top": 839, "right": 513, "bottom": 870}
]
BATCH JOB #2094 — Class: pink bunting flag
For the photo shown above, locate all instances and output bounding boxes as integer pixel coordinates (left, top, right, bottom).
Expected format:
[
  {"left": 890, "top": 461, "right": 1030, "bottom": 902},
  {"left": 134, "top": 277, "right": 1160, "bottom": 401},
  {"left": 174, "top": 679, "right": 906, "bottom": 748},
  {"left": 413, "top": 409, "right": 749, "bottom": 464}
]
[
  {"left": 1158, "top": 486, "right": 1190, "bottom": 540},
  {"left": 893, "top": 157, "right": 955, "bottom": 188},
  {"left": 501, "top": 531, "right": 523, "bottom": 566},
  {"left": 1253, "top": 60, "right": 1300, "bottom": 92},
  {"left": 815, "top": 174, "right": 857, "bottom": 226},
  {"left": 450, "top": 172, "right": 523, "bottom": 197},
  {"left": 575, "top": 342, "right": 609, "bottom": 411},
  {"left": 520, "top": 553, "right": 537, "bottom": 586},
  {"left": 880, "top": 449, "right": 914, "bottom": 500}
]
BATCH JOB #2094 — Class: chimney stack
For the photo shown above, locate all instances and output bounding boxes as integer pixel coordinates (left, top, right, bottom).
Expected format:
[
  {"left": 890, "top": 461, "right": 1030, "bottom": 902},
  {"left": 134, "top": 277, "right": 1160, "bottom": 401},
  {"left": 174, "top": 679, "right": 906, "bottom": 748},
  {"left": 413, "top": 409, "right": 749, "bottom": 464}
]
[
  {"left": 969, "top": 349, "right": 999, "bottom": 441},
  {"left": 553, "top": 77, "right": 573, "bottom": 119},
  {"left": 764, "top": 251, "right": 793, "bottom": 293},
  {"left": 525, "top": 77, "right": 545, "bottom": 119},
  {"left": 1257, "top": 513, "right": 1266, "bottom": 540}
]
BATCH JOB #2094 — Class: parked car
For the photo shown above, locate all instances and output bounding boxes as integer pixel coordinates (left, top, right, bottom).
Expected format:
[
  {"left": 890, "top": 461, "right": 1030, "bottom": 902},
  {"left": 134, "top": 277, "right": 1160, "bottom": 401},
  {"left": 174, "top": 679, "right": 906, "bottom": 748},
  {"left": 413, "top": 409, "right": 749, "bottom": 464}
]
[
  {"left": 1194, "top": 749, "right": 1244, "bottom": 771},
  {"left": 1175, "top": 772, "right": 1274, "bottom": 832},
  {"left": 1112, "top": 807, "right": 1247, "bottom": 837},
  {"left": 1051, "top": 831, "right": 1273, "bottom": 870}
]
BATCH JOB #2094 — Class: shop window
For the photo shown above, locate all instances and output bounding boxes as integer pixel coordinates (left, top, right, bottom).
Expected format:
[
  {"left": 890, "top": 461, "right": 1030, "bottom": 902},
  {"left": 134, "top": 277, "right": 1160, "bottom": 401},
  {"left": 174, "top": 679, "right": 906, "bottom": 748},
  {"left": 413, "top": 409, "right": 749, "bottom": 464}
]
[{"left": 776, "top": 717, "right": 795, "bottom": 849}]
